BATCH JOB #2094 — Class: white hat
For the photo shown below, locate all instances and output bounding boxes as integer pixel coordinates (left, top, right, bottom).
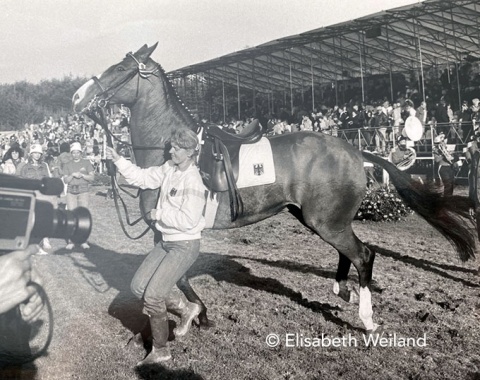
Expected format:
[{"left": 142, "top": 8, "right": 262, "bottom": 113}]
[
  {"left": 70, "top": 142, "right": 82, "bottom": 152},
  {"left": 434, "top": 133, "right": 445, "bottom": 143},
  {"left": 29, "top": 144, "right": 43, "bottom": 154}
]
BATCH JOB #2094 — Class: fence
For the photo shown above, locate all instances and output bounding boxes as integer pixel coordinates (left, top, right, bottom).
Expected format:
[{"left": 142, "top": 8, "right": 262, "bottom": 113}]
[{"left": 334, "top": 122, "right": 473, "bottom": 183}]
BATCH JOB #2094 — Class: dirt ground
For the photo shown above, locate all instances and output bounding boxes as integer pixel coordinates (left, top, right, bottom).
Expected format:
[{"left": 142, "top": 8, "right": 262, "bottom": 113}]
[{"left": 15, "top": 185, "right": 480, "bottom": 379}]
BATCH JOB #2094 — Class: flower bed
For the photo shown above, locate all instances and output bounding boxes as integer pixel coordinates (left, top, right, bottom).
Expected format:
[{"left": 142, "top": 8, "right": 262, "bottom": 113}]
[{"left": 356, "top": 185, "right": 412, "bottom": 222}]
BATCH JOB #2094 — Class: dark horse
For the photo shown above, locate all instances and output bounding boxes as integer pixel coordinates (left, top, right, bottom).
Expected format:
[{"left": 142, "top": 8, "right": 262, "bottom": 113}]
[{"left": 72, "top": 43, "right": 476, "bottom": 333}]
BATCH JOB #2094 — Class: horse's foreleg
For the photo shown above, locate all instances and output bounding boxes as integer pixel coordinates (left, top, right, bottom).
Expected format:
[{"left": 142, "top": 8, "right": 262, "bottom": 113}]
[
  {"left": 333, "top": 253, "right": 359, "bottom": 304},
  {"left": 176, "top": 275, "right": 215, "bottom": 329}
]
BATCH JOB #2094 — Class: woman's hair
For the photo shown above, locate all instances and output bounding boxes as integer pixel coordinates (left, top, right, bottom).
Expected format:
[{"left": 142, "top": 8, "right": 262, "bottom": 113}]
[
  {"left": 59, "top": 142, "right": 70, "bottom": 153},
  {"left": 2, "top": 146, "right": 24, "bottom": 163},
  {"left": 170, "top": 129, "right": 199, "bottom": 157}
]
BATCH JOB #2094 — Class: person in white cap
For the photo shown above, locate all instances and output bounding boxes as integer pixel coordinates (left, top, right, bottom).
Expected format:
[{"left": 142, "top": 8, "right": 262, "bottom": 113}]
[
  {"left": 62, "top": 142, "right": 95, "bottom": 250},
  {"left": 20, "top": 144, "right": 52, "bottom": 255}
]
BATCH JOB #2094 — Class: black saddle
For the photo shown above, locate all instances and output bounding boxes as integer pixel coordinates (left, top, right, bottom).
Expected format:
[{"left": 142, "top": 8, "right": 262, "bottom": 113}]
[{"left": 198, "top": 119, "right": 264, "bottom": 221}]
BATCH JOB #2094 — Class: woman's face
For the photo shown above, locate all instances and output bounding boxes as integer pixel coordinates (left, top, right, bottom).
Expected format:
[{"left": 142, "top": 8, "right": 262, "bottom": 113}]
[
  {"left": 169, "top": 143, "right": 193, "bottom": 167},
  {"left": 11, "top": 151, "right": 19, "bottom": 159},
  {"left": 31, "top": 152, "right": 42, "bottom": 162}
]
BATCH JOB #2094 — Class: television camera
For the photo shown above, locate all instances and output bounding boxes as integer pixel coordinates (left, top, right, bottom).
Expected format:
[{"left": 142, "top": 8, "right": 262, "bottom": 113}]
[{"left": 0, "top": 174, "right": 92, "bottom": 251}]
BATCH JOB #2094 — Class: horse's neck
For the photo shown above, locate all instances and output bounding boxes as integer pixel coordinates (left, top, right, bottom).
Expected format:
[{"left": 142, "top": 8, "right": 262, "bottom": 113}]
[{"left": 129, "top": 74, "right": 197, "bottom": 168}]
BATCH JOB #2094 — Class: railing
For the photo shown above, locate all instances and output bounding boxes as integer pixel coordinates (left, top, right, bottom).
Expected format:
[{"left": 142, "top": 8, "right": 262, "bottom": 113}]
[{"left": 332, "top": 122, "right": 474, "bottom": 182}]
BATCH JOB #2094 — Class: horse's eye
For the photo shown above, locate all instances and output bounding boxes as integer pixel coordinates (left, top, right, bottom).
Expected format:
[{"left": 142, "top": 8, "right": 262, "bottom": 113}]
[{"left": 117, "top": 66, "right": 126, "bottom": 72}]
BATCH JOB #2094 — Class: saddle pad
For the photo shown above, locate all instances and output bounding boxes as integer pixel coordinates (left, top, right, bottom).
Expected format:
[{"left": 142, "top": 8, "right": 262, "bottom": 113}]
[
  {"left": 236, "top": 137, "right": 276, "bottom": 188},
  {"left": 204, "top": 191, "right": 219, "bottom": 229}
]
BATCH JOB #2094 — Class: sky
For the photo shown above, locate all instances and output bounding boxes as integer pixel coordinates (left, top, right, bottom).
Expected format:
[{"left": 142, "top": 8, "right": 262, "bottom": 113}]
[{"left": 0, "top": 0, "right": 421, "bottom": 84}]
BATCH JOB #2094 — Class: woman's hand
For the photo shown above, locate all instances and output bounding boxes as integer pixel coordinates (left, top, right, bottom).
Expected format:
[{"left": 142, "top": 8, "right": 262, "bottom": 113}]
[{"left": 105, "top": 146, "right": 121, "bottom": 162}]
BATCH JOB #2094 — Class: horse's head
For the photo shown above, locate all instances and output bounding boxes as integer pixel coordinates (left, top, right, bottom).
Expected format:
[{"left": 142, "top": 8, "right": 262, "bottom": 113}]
[{"left": 72, "top": 43, "right": 159, "bottom": 113}]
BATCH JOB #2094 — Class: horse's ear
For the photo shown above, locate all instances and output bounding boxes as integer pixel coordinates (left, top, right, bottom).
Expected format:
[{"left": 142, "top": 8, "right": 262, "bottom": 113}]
[
  {"left": 144, "top": 42, "right": 158, "bottom": 58},
  {"left": 135, "top": 44, "right": 149, "bottom": 55},
  {"left": 135, "top": 42, "right": 158, "bottom": 61}
]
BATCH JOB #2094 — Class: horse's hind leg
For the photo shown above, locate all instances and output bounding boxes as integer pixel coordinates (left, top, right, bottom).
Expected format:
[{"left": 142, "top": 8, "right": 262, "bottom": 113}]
[
  {"left": 330, "top": 231, "right": 378, "bottom": 332},
  {"left": 307, "top": 218, "right": 379, "bottom": 332},
  {"left": 176, "top": 275, "right": 215, "bottom": 329},
  {"left": 333, "top": 253, "right": 359, "bottom": 304}
]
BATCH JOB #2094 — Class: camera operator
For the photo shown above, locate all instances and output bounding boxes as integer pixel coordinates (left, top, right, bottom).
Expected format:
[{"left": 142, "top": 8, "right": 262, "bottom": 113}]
[
  {"left": 0, "top": 245, "right": 43, "bottom": 319},
  {"left": 0, "top": 245, "right": 44, "bottom": 370}
]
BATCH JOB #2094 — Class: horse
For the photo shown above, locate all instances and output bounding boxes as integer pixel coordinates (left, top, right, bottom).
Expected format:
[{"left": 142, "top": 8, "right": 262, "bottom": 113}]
[{"left": 72, "top": 43, "right": 476, "bottom": 333}]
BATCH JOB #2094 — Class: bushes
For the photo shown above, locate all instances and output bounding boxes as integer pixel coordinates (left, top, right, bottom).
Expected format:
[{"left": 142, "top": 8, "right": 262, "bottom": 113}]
[{"left": 356, "top": 185, "right": 412, "bottom": 222}]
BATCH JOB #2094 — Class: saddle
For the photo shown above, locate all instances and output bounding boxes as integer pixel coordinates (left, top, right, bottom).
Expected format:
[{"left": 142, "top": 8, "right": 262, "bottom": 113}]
[{"left": 198, "top": 119, "right": 264, "bottom": 221}]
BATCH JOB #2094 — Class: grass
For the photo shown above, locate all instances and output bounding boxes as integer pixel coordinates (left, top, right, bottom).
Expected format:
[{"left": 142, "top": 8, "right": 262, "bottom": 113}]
[{"left": 14, "top": 185, "right": 480, "bottom": 379}]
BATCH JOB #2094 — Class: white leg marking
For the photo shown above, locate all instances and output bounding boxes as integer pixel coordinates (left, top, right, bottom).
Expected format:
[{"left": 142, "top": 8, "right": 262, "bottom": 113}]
[
  {"left": 359, "top": 286, "right": 375, "bottom": 331},
  {"left": 333, "top": 281, "right": 340, "bottom": 295}
]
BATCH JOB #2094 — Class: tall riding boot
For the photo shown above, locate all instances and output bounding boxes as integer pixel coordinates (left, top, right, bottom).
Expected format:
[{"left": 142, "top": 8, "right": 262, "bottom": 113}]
[
  {"left": 165, "top": 295, "right": 201, "bottom": 337},
  {"left": 136, "top": 312, "right": 171, "bottom": 366}
]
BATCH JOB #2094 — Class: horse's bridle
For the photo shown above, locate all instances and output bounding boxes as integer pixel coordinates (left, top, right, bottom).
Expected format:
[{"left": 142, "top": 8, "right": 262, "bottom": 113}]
[
  {"left": 83, "top": 52, "right": 164, "bottom": 240},
  {"left": 84, "top": 52, "right": 166, "bottom": 153},
  {"left": 84, "top": 52, "right": 160, "bottom": 114}
]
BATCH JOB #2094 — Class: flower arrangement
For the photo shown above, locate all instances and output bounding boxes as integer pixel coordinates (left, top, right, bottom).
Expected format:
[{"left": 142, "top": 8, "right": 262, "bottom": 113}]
[{"left": 356, "top": 185, "right": 412, "bottom": 222}]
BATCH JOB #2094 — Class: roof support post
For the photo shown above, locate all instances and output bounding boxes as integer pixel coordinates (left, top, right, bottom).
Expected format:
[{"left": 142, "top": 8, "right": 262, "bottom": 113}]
[
  {"left": 194, "top": 74, "right": 199, "bottom": 119},
  {"left": 385, "top": 26, "right": 394, "bottom": 103},
  {"left": 333, "top": 37, "right": 338, "bottom": 106},
  {"left": 358, "top": 33, "right": 365, "bottom": 103},
  {"left": 236, "top": 67, "right": 241, "bottom": 120},
  {"left": 222, "top": 77, "right": 226, "bottom": 124},
  {"left": 311, "top": 55, "right": 315, "bottom": 112},
  {"left": 339, "top": 37, "right": 345, "bottom": 105},
  {"left": 450, "top": 8, "right": 462, "bottom": 108},
  {"left": 413, "top": 18, "right": 425, "bottom": 103},
  {"left": 252, "top": 58, "right": 256, "bottom": 115},
  {"left": 442, "top": 11, "right": 451, "bottom": 85},
  {"left": 207, "top": 72, "right": 212, "bottom": 122},
  {"left": 182, "top": 76, "right": 187, "bottom": 103},
  {"left": 289, "top": 57, "right": 293, "bottom": 115}
]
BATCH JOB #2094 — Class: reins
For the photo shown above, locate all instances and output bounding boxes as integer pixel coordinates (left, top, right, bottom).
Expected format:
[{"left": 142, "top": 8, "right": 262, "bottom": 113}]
[
  {"left": 87, "top": 107, "right": 154, "bottom": 240},
  {"left": 83, "top": 50, "right": 199, "bottom": 240}
]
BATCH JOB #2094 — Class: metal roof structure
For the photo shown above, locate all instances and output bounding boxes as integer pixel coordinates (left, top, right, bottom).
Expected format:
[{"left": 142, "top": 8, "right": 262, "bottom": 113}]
[{"left": 167, "top": 0, "right": 480, "bottom": 94}]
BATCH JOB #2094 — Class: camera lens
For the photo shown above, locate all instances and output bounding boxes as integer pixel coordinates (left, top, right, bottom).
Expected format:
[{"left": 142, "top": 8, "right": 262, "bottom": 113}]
[{"left": 31, "top": 201, "right": 92, "bottom": 244}]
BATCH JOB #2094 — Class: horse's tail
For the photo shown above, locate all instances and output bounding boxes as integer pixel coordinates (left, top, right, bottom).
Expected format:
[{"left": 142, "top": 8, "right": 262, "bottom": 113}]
[{"left": 362, "top": 151, "right": 476, "bottom": 262}]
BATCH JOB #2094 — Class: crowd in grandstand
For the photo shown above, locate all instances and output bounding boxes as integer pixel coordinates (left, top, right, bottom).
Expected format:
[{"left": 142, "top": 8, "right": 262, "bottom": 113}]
[{"left": 215, "top": 96, "right": 479, "bottom": 155}]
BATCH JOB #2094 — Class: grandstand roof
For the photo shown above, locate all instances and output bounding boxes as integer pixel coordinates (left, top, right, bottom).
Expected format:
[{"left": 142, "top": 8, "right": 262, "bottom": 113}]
[{"left": 167, "top": 0, "right": 480, "bottom": 93}]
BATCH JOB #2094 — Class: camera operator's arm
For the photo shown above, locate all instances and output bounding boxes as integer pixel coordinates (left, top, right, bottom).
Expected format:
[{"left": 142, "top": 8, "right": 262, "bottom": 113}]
[{"left": 0, "top": 245, "right": 44, "bottom": 321}]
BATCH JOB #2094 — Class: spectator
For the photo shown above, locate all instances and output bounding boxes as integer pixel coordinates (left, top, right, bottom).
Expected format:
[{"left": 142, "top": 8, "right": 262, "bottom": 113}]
[
  {"left": 62, "top": 142, "right": 95, "bottom": 250},
  {"left": 459, "top": 100, "right": 472, "bottom": 141},
  {"left": 1, "top": 146, "right": 26, "bottom": 175},
  {"left": 20, "top": 144, "right": 52, "bottom": 255},
  {"left": 434, "top": 98, "right": 449, "bottom": 134}
]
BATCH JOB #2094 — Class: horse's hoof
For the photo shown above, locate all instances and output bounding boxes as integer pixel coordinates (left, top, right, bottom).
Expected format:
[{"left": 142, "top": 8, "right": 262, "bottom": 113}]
[
  {"left": 125, "top": 333, "right": 144, "bottom": 349},
  {"left": 174, "top": 302, "right": 202, "bottom": 337},
  {"left": 198, "top": 317, "right": 216, "bottom": 330},
  {"left": 365, "top": 324, "right": 384, "bottom": 336},
  {"left": 349, "top": 288, "right": 359, "bottom": 304}
]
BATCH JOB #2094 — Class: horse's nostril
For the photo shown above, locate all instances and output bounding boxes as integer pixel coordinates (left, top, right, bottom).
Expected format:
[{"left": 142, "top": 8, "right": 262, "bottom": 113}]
[{"left": 73, "top": 93, "right": 79, "bottom": 103}]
